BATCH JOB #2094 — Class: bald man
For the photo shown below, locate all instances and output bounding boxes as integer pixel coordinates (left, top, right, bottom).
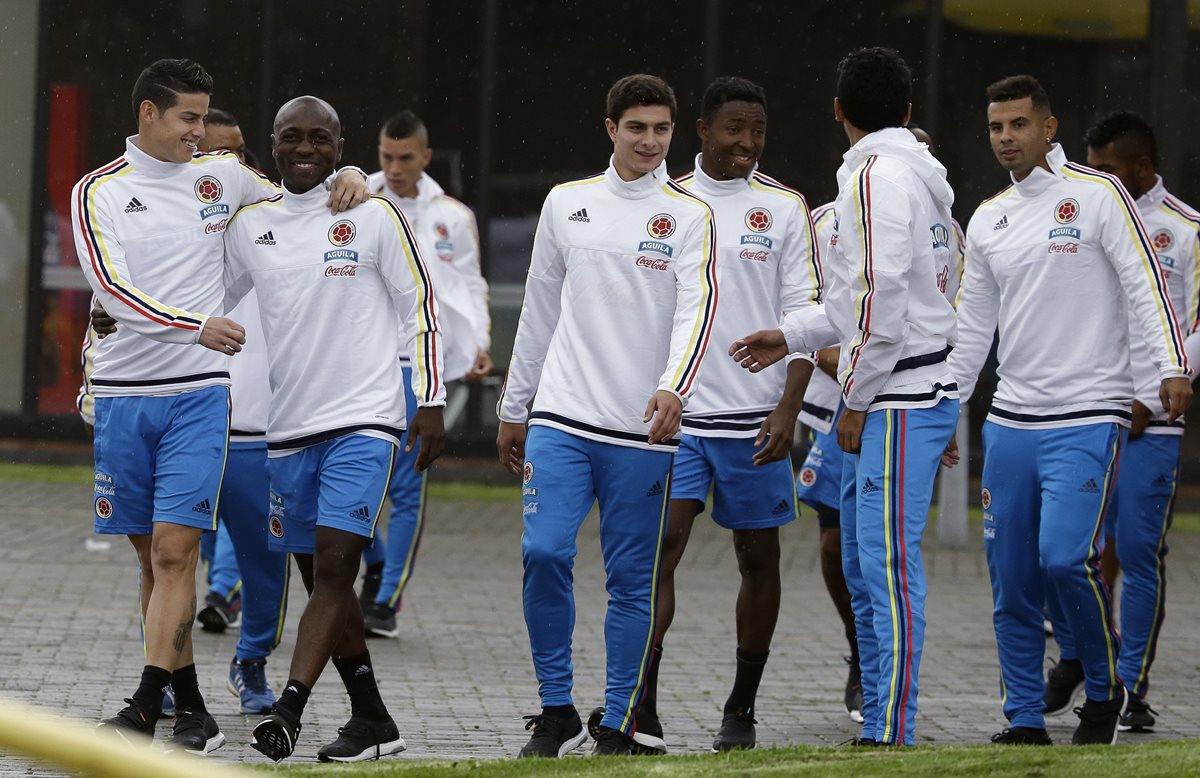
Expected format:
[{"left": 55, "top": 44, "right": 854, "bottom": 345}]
[{"left": 222, "top": 97, "right": 446, "bottom": 763}]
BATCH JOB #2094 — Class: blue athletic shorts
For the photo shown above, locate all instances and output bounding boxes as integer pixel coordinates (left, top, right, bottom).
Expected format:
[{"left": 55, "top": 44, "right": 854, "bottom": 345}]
[
  {"left": 92, "top": 385, "right": 230, "bottom": 535},
  {"left": 671, "top": 434, "right": 797, "bottom": 530},
  {"left": 796, "top": 425, "right": 844, "bottom": 514},
  {"left": 266, "top": 433, "right": 396, "bottom": 554}
]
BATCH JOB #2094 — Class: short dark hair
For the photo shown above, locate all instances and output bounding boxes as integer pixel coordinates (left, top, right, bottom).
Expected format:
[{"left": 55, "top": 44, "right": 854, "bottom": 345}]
[
  {"left": 836, "top": 48, "right": 912, "bottom": 132},
  {"left": 1084, "top": 110, "right": 1158, "bottom": 168},
  {"left": 131, "top": 59, "right": 213, "bottom": 122},
  {"left": 700, "top": 76, "right": 767, "bottom": 123},
  {"left": 606, "top": 74, "right": 677, "bottom": 124},
  {"left": 985, "top": 75, "right": 1051, "bottom": 113},
  {"left": 205, "top": 107, "right": 238, "bottom": 127},
  {"left": 381, "top": 110, "right": 427, "bottom": 143}
]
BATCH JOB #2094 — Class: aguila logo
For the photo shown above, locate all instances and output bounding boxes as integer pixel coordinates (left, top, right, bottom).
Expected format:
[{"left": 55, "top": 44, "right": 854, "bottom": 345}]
[
  {"left": 647, "top": 213, "right": 676, "bottom": 239},
  {"left": 95, "top": 496, "right": 113, "bottom": 520},
  {"left": 328, "top": 220, "right": 356, "bottom": 246},
  {"left": 1152, "top": 229, "right": 1174, "bottom": 251},
  {"left": 1054, "top": 198, "right": 1079, "bottom": 224},
  {"left": 745, "top": 208, "right": 772, "bottom": 233},
  {"left": 194, "top": 176, "right": 223, "bottom": 204},
  {"left": 636, "top": 256, "right": 670, "bottom": 271}
]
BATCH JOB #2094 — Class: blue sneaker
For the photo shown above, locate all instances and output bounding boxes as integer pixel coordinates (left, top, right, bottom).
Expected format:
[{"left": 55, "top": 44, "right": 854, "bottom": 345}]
[
  {"left": 227, "top": 658, "right": 276, "bottom": 715},
  {"left": 161, "top": 685, "right": 176, "bottom": 719}
]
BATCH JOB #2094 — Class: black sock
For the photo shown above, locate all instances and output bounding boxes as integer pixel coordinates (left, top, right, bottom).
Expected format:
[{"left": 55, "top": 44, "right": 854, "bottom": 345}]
[
  {"left": 333, "top": 653, "right": 390, "bottom": 721},
  {"left": 171, "top": 664, "right": 206, "bottom": 713},
  {"left": 542, "top": 704, "right": 575, "bottom": 719},
  {"left": 847, "top": 631, "right": 860, "bottom": 666},
  {"left": 724, "top": 648, "right": 769, "bottom": 715},
  {"left": 131, "top": 665, "right": 172, "bottom": 720},
  {"left": 275, "top": 678, "right": 311, "bottom": 721},
  {"left": 366, "top": 561, "right": 384, "bottom": 576},
  {"left": 641, "top": 644, "right": 664, "bottom": 716}
]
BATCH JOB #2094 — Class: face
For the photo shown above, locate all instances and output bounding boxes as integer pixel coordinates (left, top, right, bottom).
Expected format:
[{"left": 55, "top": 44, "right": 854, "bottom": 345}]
[
  {"left": 606, "top": 104, "right": 674, "bottom": 180},
  {"left": 272, "top": 103, "right": 343, "bottom": 193},
  {"left": 200, "top": 123, "right": 246, "bottom": 163},
  {"left": 698, "top": 100, "right": 766, "bottom": 180},
  {"left": 1086, "top": 142, "right": 1150, "bottom": 200},
  {"left": 138, "top": 91, "right": 209, "bottom": 163},
  {"left": 378, "top": 134, "right": 432, "bottom": 199},
  {"left": 987, "top": 97, "right": 1057, "bottom": 180}
]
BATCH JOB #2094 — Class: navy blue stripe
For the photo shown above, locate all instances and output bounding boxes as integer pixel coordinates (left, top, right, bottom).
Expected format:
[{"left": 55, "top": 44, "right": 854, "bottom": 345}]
[
  {"left": 872, "top": 382, "right": 958, "bottom": 404},
  {"left": 92, "top": 371, "right": 230, "bottom": 388},
  {"left": 269, "top": 423, "right": 404, "bottom": 451},
  {"left": 529, "top": 411, "right": 680, "bottom": 450},
  {"left": 664, "top": 180, "right": 718, "bottom": 396},
  {"left": 989, "top": 406, "right": 1132, "bottom": 423}
]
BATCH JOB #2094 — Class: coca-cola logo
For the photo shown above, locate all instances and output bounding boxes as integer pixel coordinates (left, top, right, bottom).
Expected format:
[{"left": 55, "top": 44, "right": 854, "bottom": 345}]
[
  {"left": 739, "top": 248, "right": 769, "bottom": 262},
  {"left": 1048, "top": 241, "right": 1079, "bottom": 255},
  {"left": 635, "top": 256, "right": 670, "bottom": 271},
  {"left": 325, "top": 264, "right": 358, "bottom": 277},
  {"left": 936, "top": 264, "right": 950, "bottom": 293},
  {"left": 204, "top": 218, "right": 228, "bottom": 234}
]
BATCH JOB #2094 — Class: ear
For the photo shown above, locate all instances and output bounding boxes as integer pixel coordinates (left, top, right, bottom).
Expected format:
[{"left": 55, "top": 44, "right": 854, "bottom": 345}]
[
  {"left": 833, "top": 97, "right": 845, "bottom": 123},
  {"left": 138, "top": 99, "right": 159, "bottom": 125},
  {"left": 902, "top": 103, "right": 913, "bottom": 127},
  {"left": 605, "top": 118, "right": 618, "bottom": 143},
  {"left": 335, "top": 138, "right": 345, "bottom": 164},
  {"left": 1044, "top": 114, "right": 1059, "bottom": 144},
  {"left": 696, "top": 117, "right": 709, "bottom": 143},
  {"left": 421, "top": 146, "right": 433, "bottom": 168}
]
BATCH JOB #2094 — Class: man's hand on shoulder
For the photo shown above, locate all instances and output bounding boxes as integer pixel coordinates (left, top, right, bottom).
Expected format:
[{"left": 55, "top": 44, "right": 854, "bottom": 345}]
[{"left": 327, "top": 168, "right": 370, "bottom": 213}]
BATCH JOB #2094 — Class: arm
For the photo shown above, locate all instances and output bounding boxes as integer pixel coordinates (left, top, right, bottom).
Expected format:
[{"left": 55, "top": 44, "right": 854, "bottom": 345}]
[
  {"left": 838, "top": 170, "right": 915, "bottom": 411},
  {"left": 450, "top": 205, "right": 494, "bottom": 382},
  {"left": 651, "top": 204, "right": 719, "bottom": 443},
  {"left": 947, "top": 227, "right": 1000, "bottom": 401},
  {"left": 1183, "top": 226, "right": 1200, "bottom": 336}
]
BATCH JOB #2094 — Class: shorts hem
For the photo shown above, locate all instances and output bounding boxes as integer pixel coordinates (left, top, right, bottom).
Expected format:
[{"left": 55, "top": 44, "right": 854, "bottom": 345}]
[{"left": 711, "top": 514, "right": 796, "bottom": 531}]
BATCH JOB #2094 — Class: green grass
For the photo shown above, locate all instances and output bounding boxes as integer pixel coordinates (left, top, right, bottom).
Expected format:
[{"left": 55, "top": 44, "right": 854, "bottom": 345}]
[{"left": 261, "top": 741, "right": 1200, "bottom": 777}]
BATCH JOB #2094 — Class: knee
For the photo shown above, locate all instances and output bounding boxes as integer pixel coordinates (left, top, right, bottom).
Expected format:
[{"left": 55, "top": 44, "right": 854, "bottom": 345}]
[
  {"left": 1042, "top": 550, "right": 1086, "bottom": 584},
  {"left": 150, "top": 534, "right": 199, "bottom": 577},
  {"left": 312, "top": 546, "right": 361, "bottom": 591},
  {"left": 819, "top": 529, "right": 843, "bottom": 568},
  {"left": 733, "top": 533, "right": 780, "bottom": 582},
  {"left": 521, "top": 532, "right": 571, "bottom": 572}
]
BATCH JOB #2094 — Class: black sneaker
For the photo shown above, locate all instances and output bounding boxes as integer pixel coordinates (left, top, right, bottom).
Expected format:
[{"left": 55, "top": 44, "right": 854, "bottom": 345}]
[
  {"left": 359, "top": 562, "right": 384, "bottom": 611},
  {"left": 845, "top": 655, "right": 864, "bottom": 724},
  {"left": 712, "top": 710, "right": 756, "bottom": 752},
  {"left": 317, "top": 715, "right": 407, "bottom": 762},
  {"left": 586, "top": 705, "right": 666, "bottom": 755},
  {"left": 591, "top": 725, "right": 634, "bottom": 756},
  {"left": 197, "top": 591, "right": 240, "bottom": 633},
  {"left": 166, "top": 710, "right": 226, "bottom": 754},
  {"left": 1072, "top": 687, "right": 1128, "bottom": 745},
  {"left": 841, "top": 736, "right": 880, "bottom": 746},
  {"left": 96, "top": 698, "right": 156, "bottom": 744},
  {"left": 518, "top": 707, "right": 586, "bottom": 758},
  {"left": 991, "top": 727, "right": 1052, "bottom": 745},
  {"left": 1118, "top": 696, "right": 1156, "bottom": 733},
  {"left": 363, "top": 602, "right": 399, "bottom": 639},
  {"left": 1044, "top": 658, "right": 1085, "bottom": 716},
  {"left": 251, "top": 708, "right": 303, "bottom": 762}
]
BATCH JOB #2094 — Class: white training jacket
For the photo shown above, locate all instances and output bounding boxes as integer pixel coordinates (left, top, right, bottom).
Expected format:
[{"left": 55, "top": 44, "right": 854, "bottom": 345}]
[
  {"left": 226, "top": 288, "right": 270, "bottom": 442},
  {"left": 1127, "top": 177, "right": 1200, "bottom": 435},
  {"left": 223, "top": 185, "right": 445, "bottom": 455},
  {"left": 783, "top": 128, "right": 959, "bottom": 413},
  {"left": 369, "top": 171, "right": 491, "bottom": 382},
  {"left": 71, "top": 137, "right": 278, "bottom": 397},
  {"left": 497, "top": 158, "right": 718, "bottom": 452},
  {"left": 950, "top": 144, "right": 1189, "bottom": 430},
  {"left": 675, "top": 155, "right": 821, "bottom": 438}
]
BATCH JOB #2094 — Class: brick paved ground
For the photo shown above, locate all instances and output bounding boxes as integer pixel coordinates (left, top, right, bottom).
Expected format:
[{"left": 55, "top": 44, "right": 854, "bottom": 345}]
[{"left": 1, "top": 476, "right": 1199, "bottom": 774}]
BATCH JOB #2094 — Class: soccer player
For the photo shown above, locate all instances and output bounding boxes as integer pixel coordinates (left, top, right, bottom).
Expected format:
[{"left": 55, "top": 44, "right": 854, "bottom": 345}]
[
  {"left": 947, "top": 77, "right": 1191, "bottom": 745},
  {"left": 72, "top": 59, "right": 367, "bottom": 752},
  {"left": 583, "top": 76, "right": 817, "bottom": 754},
  {"left": 497, "top": 74, "right": 717, "bottom": 757},
  {"left": 732, "top": 48, "right": 960, "bottom": 747},
  {"left": 357, "top": 109, "right": 493, "bottom": 639},
  {"left": 1042, "top": 111, "right": 1200, "bottom": 733},
  {"left": 226, "top": 96, "right": 445, "bottom": 763}
]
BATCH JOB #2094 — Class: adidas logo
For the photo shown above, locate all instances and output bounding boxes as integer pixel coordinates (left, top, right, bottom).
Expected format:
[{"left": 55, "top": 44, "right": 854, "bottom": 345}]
[
  {"left": 350, "top": 505, "right": 372, "bottom": 521},
  {"left": 124, "top": 197, "right": 147, "bottom": 213},
  {"left": 355, "top": 664, "right": 371, "bottom": 676},
  {"left": 191, "top": 498, "right": 212, "bottom": 514},
  {"left": 1078, "top": 478, "right": 1100, "bottom": 494},
  {"left": 861, "top": 478, "right": 879, "bottom": 495},
  {"left": 645, "top": 481, "right": 664, "bottom": 497},
  {"left": 254, "top": 230, "right": 277, "bottom": 245},
  {"left": 772, "top": 499, "right": 791, "bottom": 516},
  {"left": 1154, "top": 473, "right": 1170, "bottom": 485},
  {"left": 993, "top": 215, "right": 1008, "bottom": 231},
  {"left": 567, "top": 208, "right": 591, "bottom": 223}
]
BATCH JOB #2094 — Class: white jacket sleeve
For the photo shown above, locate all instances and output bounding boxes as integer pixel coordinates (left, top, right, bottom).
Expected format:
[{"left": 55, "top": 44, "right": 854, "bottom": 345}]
[
  {"left": 449, "top": 204, "right": 491, "bottom": 351},
  {"left": 72, "top": 180, "right": 208, "bottom": 344},
  {"left": 497, "top": 195, "right": 567, "bottom": 423},
  {"left": 780, "top": 304, "right": 838, "bottom": 352},
  {"left": 1181, "top": 226, "right": 1200, "bottom": 336},
  {"left": 779, "top": 198, "right": 823, "bottom": 315},
  {"left": 948, "top": 226, "right": 1000, "bottom": 401},
  {"left": 374, "top": 199, "right": 447, "bottom": 407},
  {"left": 838, "top": 172, "right": 914, "bottom": 411},
  {"left": 229, "top": 157, "right": 280, "bottom": 206},
  {"left": 1099, "top": 189, "right": 1189, "bottom": 379},
  {"left": 657, "top": 206, "right": 718, "bottom": 405}
]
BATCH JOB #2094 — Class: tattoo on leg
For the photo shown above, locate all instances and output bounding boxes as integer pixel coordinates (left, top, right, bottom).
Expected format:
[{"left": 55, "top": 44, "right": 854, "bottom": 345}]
[{"left": 173, "top": 601, "right": 196, "bottom": 654}]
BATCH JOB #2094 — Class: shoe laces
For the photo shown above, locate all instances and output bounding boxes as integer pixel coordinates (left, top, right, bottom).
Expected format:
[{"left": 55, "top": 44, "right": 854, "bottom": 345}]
[
  {"left": 723, "top": 710, "right": 757, "bottom": 725},
  {"left": 335, "top": 717, "right": 376, "bottom": 740},
  {"left": 240, "top": 660, "right": 269, "bottom": 692},
  {"left": 523, "top": 714, "right": 565, "bottom": 737}
]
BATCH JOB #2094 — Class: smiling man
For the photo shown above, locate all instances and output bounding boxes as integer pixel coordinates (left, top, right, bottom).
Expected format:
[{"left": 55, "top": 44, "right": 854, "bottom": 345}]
[
  {"left": 73, "top": 59, "right": 368, "bottom": 754},
  {"left": 947, "top": 76, "right": 1191, "bottom": 746},
  {"left": 497, "top": 74, "right": 717, "bottom": 757},
  {"left": 584, "top": 76, "right": 819, "bottom": 754},
  {"left": 222, "top": 96, "right": 445, "bottom": 764}
]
